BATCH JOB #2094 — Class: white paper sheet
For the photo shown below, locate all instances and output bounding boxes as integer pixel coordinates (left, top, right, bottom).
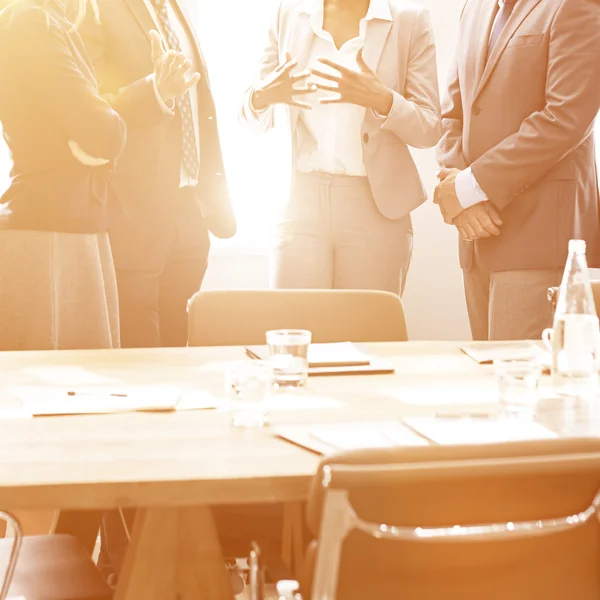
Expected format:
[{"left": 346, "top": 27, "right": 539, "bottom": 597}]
[
  {"left": 311, "top": 421, "right": 429, "bottom": 451},
  {"left": 404, "top": 417, "right": 557, "bottom": 445}
]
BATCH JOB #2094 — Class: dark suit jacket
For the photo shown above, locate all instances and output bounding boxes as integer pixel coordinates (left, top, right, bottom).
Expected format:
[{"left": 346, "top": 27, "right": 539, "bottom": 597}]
[
  {"left": 78, "top": 0, "right": 235, "bottom": 239},
  {"left": 0, "top": 0, "right": 126, "bottom": 233},
  {"left": 437, "top": 0, "right": 600, "bottom": 272}
]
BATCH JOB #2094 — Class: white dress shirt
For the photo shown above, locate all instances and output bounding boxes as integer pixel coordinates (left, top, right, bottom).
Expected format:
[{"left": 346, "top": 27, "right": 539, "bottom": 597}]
[
  {"left": 144, "top": 0, "right": 201, "bottom": 187},
  {"left": 297, "top": 0, "right": 390, "bottom": 176},
  {"left": 455, "top": 0, "right": 510, "bottom": 209}
]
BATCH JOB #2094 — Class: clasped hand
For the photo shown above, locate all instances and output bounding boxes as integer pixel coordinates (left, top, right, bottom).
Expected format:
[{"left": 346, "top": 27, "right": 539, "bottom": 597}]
[
  {"left": 434, "top": 168, "right": 503, "bottom": 241},
  {"left": 150, "top": 30, "right": 200, "bottom": 103}
]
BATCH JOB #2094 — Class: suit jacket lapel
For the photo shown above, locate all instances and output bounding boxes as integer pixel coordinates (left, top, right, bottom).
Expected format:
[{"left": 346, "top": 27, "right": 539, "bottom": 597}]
[
  {"left": 124, "top": 0, "right": 156, "bottom": 42},
  {"left": 474, "top": 0, "right": 542, "bottom": 99},
  {"left": 472, "top": 0, "right": 498, "bottom": 93},
  {"left": 361, "top": 18, "right": 392, "bottom": 74}
]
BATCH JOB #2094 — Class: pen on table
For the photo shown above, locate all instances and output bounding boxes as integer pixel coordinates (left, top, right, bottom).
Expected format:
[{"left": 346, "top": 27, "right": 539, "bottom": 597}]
[
  {"left": 244, "top": 347, "right": 261, "bottom": 361},
  {"left": 67, "top": 391, "right": 128, "bottom": 397}
]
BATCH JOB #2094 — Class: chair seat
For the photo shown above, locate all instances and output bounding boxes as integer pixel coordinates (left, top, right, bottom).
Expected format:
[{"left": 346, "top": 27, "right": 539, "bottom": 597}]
[{"left": 0, "top": 534, "right": 112, "bottom": 600}]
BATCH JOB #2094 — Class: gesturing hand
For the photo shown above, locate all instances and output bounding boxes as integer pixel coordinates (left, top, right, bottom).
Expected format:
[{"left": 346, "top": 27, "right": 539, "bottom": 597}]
[
  {"left": 251, "top": 53, "right": 314, "bottom": 111},
  {"left": 150, "top": 30, "right": 200, "bottom": 103},
  {"left": 454, "top": 202, "right": 503, "bottom": 241},
  {"left": 310, "top": 48, "right": 393, "bottom": 116}
]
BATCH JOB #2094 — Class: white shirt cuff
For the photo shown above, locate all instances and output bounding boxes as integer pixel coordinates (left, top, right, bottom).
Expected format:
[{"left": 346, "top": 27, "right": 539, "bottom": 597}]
[
  {"left": 455, "top": 167, "right": 488, "bottom": 209},
  {"left": 148, "top": 74, "right": 175, "bottom": 115}
]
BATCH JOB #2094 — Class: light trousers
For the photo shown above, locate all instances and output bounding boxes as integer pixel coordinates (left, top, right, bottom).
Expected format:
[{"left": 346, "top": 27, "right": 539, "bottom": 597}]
[
  {"left": 463, "top": 250, "right": 562, "bottom": 341},
  {"left": 272, "top": 172, "right": 413, "bottom": 295}
]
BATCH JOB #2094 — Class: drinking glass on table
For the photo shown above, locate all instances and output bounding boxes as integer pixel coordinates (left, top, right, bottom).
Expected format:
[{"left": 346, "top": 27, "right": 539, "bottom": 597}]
[
  {"left": 227, "top": 361, "right": 272, "bottom": 428},
  {"left": 266, "top": 329, "right": 312, "bottom": 387},
  {"left": 494, "top": 358, "right": 542, "bottom": 417}
]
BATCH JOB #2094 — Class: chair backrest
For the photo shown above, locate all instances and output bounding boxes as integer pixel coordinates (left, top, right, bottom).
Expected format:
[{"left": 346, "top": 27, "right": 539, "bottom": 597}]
[
  {"left": 187, "top": 290, "right": 408, "bottom": 346},
  {"left": 0, "top": 512, "right": 22, "bottom": 600},
  {"left": 304, "top": 438, "right": 600, "bottom": 600}
]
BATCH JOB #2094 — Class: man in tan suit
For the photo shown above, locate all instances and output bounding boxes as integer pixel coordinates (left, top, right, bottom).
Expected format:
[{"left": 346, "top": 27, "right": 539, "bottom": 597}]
[{"left": 435, "top": 0, "right": 600, "bottom": 341}]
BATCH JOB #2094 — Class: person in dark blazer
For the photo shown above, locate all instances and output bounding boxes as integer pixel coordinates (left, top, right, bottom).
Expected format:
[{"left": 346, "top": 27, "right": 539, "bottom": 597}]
[
  {"left": 79, "top": 0, "right": 235, "bottom": 350},
  {"left": 0, "top": 0, "right": 126, "bottom": 351}
]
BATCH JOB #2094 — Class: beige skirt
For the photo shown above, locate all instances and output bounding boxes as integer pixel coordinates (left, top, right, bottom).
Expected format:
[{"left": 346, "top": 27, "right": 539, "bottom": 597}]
[{"left": 0, "top": 230, "right": 119, "bottom": 350}]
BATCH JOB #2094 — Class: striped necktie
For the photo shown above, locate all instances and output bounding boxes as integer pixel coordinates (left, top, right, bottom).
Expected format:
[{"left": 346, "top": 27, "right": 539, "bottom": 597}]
[
  {"left": 488, "top": 0, "right": 517, "bottom": 59},
  {"left": 152, "top": 0, "right": 199, "bottom": 181}
]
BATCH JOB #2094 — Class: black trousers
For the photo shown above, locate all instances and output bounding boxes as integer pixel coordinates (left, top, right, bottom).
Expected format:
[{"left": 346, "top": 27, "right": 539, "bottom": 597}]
[
  {"left": 110, "top": 187, "right": 210, "bottom": 348},
  {"left": 99, "top": 189, "right": 209, "bottom": 576}
]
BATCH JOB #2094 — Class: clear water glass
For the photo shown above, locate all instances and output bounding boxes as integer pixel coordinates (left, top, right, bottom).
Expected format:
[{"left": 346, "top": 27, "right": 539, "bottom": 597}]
[
  {"left": 227, "top": 361, "right": 272, "bottom": 428},
  {"left": 266, "top": 329, "right": 312, "bottom": 387},
  {"left": 494, "top": 358, "right": 541, "bottom": 417}
]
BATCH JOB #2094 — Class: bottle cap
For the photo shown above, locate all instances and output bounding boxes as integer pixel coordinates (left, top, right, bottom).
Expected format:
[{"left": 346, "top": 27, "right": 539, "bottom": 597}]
[
  {"left": 568, "top": 239, "right": 586, "bottom": 255},
  {"left": 276, "top": 580, "right": 300, "bottom": 596}
]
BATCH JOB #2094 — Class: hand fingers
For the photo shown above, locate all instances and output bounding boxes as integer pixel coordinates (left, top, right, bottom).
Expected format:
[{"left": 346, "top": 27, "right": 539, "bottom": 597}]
[
  {"left": 356, "top": 48, "right": 371, "bottom": 73},
  {"left": 314, "top": 82, "right": 339, "bottom": 93},
  {"left": 278, "top": 59, "right": 298, "bottom": 75},
  {"left": 149, "top": 30, "right": 165, "bottom": 62},
  {"left": 316, "top": 58, "right": 357, "bottom": 79},
  {"left": 291, "top": 83, "right": 316, "bottom": 95},
  {"left": 486, "top": 204, "right": 503, "bottom": 227},
  {"left": 171, "top": 54, "right": 188, "bottom": 73},
  {"left": 476, "top": 210, "right": 500, "bottom": 236},
  {"left": 463, "top": 221, "right": 478, "bottom": 239},
  {"left": 184, "top": 71, "right": 201, "bottom": 90},
  {"left": 309, "top": 68, "right": 341, "bottom": 83},
  {"left": 457, "top": 225, "right": 471, "bottom": 241},
  {"left": 163, "top": 49, "right": 178, "bottom": 75},
  {"left": 437, "top": 167, "right": 454, "bottom": 180},
  {"left": 290, "top": 70, "right": 311, "bottom": 82}
]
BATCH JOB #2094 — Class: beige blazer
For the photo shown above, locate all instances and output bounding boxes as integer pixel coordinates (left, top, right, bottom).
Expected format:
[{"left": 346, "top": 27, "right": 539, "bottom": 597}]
[
  {"left": 241, "top": 0, "right": 442, "bottom": 221},
  {"left": 437, "top": 0, "right": 600, "bottom": 272}
]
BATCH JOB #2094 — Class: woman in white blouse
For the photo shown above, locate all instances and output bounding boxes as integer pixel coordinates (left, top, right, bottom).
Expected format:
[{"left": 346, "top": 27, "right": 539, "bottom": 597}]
[{"left": 243, "top": 0, "right": 441, "bottom": 294}]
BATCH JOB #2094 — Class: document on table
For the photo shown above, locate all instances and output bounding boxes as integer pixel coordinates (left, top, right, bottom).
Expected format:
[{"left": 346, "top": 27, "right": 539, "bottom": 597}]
[
  {"left": 461, "top": 341, "right": 551, "bottom": 369},
  {"left": 246, "top": 342, "right": 371, "bottom": 368},
  {"left": 274, "top": 420, "right": 429, "bottom": 455},
  {"left": 15, "top": 385, "right": 218, "bottom": 416},
  {"left": 404, "top": 417, "right": 557, "bottom": 445}
]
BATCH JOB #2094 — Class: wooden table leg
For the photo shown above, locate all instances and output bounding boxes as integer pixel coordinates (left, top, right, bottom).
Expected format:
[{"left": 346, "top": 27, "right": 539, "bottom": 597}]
[
  {"left": 114, "top": 505, "right": 234, "bottom": 600},
  {"left": 54, "top": 510, "right": 104, "bottom": 555}
]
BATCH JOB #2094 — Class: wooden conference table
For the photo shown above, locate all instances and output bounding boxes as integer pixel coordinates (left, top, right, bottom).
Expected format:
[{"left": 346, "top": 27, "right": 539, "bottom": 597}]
[{"left": 1, "top": 342, "right": 599, "bottom": 599}]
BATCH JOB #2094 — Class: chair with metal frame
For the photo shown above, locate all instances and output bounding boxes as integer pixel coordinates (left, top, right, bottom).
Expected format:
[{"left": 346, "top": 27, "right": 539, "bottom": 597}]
[
  {"left": 0, "top": 510, "right": 112, "bottom": 600},
  {"left": 302, "top": 438, "right": 600, "bottom": 600}
]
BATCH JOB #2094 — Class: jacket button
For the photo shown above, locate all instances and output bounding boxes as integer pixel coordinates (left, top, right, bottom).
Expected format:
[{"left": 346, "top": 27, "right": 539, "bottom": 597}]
[
  {"left": 363, "top": 133, "right": 369, "bottom": 144},
  {"left": 472, "top": 105, "right": 481, "bottom": 115}
]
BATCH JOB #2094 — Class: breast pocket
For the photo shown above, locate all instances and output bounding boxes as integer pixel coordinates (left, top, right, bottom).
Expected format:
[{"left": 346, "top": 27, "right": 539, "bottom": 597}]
[{"left": 506, "top": 33, "right": 546, "bottom": 48}]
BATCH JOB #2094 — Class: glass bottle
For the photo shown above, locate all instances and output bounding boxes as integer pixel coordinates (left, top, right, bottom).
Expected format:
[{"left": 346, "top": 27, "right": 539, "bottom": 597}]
[{"left": 548, "top": 239, "right": 599, "bottom": 396}]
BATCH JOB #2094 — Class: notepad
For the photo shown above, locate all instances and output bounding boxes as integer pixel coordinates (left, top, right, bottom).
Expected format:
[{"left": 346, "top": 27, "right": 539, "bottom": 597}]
[
  {"left": 404, "top": 417, "right": 557, "bottom": 446},
  {"left": 247, "top": 342, "right": 371, "bottom": 368},
  {"left": 16, "top": 385, "right": 182, "bottom": 416},
  {"left": 461, "top": 341, "right": 551, "bottom": 369}
]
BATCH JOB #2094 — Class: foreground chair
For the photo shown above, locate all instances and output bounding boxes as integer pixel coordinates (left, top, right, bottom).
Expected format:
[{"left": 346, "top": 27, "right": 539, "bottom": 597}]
[
  {"left": 0, "top": 511, "right": 111, "bottom": 600},
  {"left": 303, "top": 438, "right": 600, "bottom": 600},
  {"left": 187, "top": 289, "right": 408, "bottom": 347}
]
